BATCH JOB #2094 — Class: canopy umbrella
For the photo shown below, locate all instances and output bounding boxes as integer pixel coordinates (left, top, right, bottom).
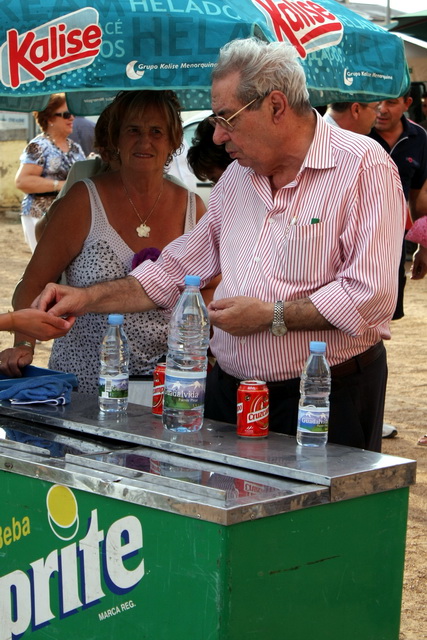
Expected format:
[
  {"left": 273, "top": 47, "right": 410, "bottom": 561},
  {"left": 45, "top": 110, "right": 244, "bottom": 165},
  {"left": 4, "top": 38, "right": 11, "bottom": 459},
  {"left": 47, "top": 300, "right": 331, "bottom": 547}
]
[
  {"left": 0, "top": 0, "right": 410, "bottom": 114},
  {"left": 388, "top": 10, "right": 427, "bottom": 42}
]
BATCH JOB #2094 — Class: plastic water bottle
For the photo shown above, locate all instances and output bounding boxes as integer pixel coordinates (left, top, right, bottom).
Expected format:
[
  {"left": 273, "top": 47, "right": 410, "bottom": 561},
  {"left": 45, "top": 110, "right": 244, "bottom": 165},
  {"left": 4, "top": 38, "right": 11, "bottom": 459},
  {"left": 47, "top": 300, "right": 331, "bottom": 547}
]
[
  {"left": 162, "top": 275, "right": 210, "bottom": 432},
  {"left": 296, "top": 341, "right": 331, "bottom": 447},
  {"left": 98, "top": 314, "right": 129, "bottom": 413}
]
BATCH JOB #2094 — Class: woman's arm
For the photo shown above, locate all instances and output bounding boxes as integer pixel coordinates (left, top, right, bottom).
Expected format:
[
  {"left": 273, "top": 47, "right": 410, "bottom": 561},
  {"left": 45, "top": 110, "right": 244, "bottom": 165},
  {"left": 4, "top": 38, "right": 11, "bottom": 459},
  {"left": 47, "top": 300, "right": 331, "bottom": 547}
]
[
  {"left": 0, "top": 309, "right": 74, "bottom": 340},
  {"left": 34, "top": 198, "right": 61, "bottom": 243},
  {"left": 15, "top": 163, "right": 65, "bottom": 195},
  {"left": 0, "top": 182, "right": 91, "bottom": 376}
]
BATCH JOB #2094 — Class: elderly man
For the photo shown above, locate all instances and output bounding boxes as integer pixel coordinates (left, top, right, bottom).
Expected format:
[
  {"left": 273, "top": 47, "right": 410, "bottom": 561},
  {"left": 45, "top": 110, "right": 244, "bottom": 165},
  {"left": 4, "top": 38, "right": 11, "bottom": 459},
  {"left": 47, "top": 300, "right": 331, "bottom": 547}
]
[
  {"left": 35, "top": 38, "right": 406, "bottom": 452},
  {"left": 323, "top": 101, "right": 379, "bottom": 135}
]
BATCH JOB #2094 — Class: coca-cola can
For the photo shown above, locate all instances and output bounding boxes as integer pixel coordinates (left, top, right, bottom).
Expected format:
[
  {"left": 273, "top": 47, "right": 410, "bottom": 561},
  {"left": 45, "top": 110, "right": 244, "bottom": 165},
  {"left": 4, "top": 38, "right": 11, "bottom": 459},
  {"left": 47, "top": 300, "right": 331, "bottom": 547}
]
[
  {"left": 237, "top": 380, "right": 269, "bottom": 438},
  {"left": 152, "top": 363, "right": 166, "bottom": 415}
]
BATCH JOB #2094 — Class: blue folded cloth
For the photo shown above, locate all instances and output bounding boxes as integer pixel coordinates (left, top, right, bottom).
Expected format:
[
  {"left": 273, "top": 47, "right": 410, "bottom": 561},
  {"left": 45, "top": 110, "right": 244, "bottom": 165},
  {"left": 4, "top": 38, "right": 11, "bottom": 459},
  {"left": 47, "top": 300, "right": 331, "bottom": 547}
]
[{"left": 0, "top": 374, "right": 77, "bottom": 405}]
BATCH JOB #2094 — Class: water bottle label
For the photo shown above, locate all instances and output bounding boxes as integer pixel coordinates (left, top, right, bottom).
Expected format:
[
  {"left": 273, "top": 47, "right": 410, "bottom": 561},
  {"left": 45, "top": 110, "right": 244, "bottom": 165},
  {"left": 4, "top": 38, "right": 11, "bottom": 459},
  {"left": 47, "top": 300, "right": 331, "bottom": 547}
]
[
  {"left": 164, "top": 369, "right": 206, "bottom": 411},
  {"left": 99, "top": 374, "right": 129, "bottom": 399},
  {"left": 297, "top": 406, "right": 329, "bottom": 433}
]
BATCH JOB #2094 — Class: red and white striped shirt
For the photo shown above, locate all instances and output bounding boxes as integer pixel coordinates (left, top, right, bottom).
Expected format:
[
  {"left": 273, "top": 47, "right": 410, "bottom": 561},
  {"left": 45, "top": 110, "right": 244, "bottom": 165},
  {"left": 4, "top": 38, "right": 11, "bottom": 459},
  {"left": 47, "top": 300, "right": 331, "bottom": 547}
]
[{"left": 132, "top": 114, "right": 406, "bottom": 381}]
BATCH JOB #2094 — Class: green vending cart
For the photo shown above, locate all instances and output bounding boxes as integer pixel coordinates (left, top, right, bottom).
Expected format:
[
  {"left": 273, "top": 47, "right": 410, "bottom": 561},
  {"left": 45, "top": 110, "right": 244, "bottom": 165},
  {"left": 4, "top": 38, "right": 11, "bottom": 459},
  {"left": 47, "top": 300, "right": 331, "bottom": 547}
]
[{"left": 0, "top": 395, "right": 416, "bottom": 640}]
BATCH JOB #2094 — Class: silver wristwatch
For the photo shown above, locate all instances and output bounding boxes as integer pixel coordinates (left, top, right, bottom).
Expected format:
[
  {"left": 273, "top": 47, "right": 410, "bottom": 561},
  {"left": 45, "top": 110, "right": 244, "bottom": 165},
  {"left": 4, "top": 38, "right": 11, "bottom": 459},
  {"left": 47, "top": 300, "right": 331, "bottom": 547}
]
[{"left": 270, "top": 300, "right": 287, "bottom": 336}]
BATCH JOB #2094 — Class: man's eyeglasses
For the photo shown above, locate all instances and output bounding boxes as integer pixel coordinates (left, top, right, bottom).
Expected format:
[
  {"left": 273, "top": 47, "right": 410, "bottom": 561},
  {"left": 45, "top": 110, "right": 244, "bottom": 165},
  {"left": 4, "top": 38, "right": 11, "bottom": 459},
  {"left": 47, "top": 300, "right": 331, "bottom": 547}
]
[
  {"left": 209, "top": 97, "right": 258, "bottom": 132},
  {"left": 54, "top": 111, "right": 73, "bottom": 119},
  {"left": 363, "top": 102, "right": 380, "bottom": 112}
]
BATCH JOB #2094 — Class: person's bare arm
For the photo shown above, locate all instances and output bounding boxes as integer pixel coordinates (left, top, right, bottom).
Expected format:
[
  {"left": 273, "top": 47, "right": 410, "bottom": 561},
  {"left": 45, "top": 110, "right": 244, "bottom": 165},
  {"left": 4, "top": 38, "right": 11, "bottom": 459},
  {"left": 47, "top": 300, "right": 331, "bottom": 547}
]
[
  {"left": 34, "top": 276, "right": 157, "bottom": 317},
  {"left": 409, "top": 181, "right": 427, "bottom": 279},
  {"left": 0, "top": 183, "right": 90, "bottom": 376},
  {"left": 35, "top": 198, "right": 61, "bottom": 242},
  {"left": 208, "top": 296, "right": 332, "bottom": 336},
  {"left": 412, "top": 181, "right": 427, "bottom": 221},
  {"left": 15, "top": 163, "right": 65, "bottom": 194},
  {"left": 411, "top": 245, "right": 427, "bottom": 280},
  {"left": 0, "top": 309, "right": 74, "bottom": 340}
]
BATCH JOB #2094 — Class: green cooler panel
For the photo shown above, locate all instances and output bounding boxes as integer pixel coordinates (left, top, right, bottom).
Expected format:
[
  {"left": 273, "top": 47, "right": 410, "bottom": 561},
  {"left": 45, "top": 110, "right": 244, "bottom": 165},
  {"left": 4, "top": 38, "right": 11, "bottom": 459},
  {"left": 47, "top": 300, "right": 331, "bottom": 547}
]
[
  {"left": 224, "top": 488, "right": 409, "bottom": 640},
  {"left": 0, "top": 471, "right": 408, "bottom": 640}
]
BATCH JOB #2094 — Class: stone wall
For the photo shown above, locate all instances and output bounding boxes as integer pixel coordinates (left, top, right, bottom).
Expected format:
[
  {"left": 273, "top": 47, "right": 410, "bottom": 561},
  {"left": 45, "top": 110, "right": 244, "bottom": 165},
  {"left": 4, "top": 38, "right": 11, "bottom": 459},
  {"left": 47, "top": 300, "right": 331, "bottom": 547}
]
[{"left": 0, "top": 140, "right": 25, "bottom": 216}]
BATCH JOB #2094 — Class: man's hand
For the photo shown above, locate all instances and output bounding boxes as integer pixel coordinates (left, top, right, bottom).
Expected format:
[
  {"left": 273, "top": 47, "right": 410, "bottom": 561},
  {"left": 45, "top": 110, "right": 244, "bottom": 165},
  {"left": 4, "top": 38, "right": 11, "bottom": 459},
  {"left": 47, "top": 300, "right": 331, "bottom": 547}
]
[
  {"left": 411, "top": 245, "right": 427, "bottom": 280},
  {"left": 33, "top": 277, "right": 157, "bottom": 316},
  {"left": 208, "top": 297, "right": 273, "bottom": 336},
  {"left": 12, "top": 309, "right": 75, "bottom": 340},
  {"left": 33, "top": 283, "right": 90, "bottom": 317}
]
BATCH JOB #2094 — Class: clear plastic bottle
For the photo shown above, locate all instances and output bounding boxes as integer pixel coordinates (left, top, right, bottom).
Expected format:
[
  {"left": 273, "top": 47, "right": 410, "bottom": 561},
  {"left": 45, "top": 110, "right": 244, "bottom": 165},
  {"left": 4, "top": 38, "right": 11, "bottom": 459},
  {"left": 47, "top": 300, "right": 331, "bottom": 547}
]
[
  {"left": 162, "top": 275, "right": 210, "bottom": 432},
  {"left": 98, "top": 314, "right": 130, "bottom": 413},
  {"left": 296, "top": 341, "right": 331, "bottom": 447}
]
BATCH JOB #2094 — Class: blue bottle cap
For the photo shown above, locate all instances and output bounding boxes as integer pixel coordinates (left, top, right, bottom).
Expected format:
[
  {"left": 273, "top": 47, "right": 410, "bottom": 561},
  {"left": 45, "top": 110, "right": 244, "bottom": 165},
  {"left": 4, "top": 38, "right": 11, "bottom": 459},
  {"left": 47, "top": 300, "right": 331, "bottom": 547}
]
[
  {"left": 108, "top": 314, "right": 124, "bottom": 325},
  {"left": 184, "top": 275, "right": 201, "bottom": 286},
  {"left": 310, "top": 341, "right": 326, "bottom": 353}
]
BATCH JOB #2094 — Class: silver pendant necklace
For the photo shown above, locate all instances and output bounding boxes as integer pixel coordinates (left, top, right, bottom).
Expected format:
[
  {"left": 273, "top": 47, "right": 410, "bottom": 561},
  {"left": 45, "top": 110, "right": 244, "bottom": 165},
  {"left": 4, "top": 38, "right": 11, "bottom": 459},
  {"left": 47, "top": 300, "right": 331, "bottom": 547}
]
[{"left": 121, "top": 177, "right": 164, "bottom": 238}]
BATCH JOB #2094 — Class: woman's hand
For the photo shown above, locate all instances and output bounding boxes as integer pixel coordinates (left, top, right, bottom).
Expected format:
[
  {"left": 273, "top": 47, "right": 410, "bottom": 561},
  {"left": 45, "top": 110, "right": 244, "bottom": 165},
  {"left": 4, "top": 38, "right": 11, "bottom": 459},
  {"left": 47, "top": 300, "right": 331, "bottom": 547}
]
[
  {"left": 11, "top": 309, "right": 75, "bottom": 340},
  {"left": 0, "top": 345, "right": 34, "bottom": 378}
]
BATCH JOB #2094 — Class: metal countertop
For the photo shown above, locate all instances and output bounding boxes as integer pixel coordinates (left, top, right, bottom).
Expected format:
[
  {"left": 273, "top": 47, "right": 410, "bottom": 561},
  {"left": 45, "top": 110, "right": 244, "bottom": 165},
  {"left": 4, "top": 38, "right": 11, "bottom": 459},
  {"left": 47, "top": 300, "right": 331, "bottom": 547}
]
[{"left": 0, "top": 393, "right": 416, "bottom": 506}]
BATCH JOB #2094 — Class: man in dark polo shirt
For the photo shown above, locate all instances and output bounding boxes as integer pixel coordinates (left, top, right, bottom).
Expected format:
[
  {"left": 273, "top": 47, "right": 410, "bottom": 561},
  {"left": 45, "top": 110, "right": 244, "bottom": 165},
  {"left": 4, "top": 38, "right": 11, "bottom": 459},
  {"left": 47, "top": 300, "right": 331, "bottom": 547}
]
[{"left": 369, "top": 93, "right": 427, "bottom": 320}]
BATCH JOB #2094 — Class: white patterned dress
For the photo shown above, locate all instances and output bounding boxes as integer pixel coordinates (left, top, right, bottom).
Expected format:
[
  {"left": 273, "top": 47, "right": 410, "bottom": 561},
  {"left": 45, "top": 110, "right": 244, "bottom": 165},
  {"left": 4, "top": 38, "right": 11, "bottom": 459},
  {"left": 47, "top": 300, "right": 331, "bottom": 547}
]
[{"left": 49, "top": 178, "right": 197, "bottom": 394}]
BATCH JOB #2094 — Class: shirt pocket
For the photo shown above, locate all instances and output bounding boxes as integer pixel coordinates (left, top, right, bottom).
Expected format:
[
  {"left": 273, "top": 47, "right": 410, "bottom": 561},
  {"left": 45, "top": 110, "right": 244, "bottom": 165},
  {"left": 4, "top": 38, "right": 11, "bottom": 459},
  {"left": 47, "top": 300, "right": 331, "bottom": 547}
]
[{"left": 270, "top": 221, "right": 337, "bottom": 286}]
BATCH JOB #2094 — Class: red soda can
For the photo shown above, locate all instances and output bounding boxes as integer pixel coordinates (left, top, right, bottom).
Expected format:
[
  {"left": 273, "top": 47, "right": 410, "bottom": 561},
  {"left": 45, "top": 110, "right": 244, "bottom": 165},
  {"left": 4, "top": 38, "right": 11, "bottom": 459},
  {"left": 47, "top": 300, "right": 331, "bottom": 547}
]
[
  {"left": 237, "top": 380, "right": 269, "bottom": 438},
  {"left": 152, "top": 363, "right": 166, "bottom": 415}
]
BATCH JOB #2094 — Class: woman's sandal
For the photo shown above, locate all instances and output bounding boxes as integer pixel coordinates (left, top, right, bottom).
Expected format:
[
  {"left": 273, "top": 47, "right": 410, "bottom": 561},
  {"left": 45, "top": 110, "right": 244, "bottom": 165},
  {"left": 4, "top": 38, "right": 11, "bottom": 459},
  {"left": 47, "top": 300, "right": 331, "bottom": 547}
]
[{"left": 417, "top": 435, "right": 427, "bottom": 446}]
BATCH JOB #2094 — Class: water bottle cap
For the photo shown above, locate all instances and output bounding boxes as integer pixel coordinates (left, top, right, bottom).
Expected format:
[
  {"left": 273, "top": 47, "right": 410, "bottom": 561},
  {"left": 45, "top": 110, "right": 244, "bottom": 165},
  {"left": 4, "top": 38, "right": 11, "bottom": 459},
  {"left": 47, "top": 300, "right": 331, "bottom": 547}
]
[
  {"left": 310, "top": 340, "right": 326, "bottom": 353},
  {"left": 108, "top": 314, "right": 124, "bottom": 325},
  {"left": 184, "top": 275, "right": 201, "bottom": 286}
]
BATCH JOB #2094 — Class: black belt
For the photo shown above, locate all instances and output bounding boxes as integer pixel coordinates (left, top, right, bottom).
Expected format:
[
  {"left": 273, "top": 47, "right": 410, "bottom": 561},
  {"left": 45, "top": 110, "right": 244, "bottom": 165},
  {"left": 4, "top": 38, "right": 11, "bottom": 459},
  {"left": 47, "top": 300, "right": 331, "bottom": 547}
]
[
  {"left": 218, "top": 341, "right": 384, "bottom": 387},
  {"left": 330, "top": 341, "right": 384, "bottom": 377}
]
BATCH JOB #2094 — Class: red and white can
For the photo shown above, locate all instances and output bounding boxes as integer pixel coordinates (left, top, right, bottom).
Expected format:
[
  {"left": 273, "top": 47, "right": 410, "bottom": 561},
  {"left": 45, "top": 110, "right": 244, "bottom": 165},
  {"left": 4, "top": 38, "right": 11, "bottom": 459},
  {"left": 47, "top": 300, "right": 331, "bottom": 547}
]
[
  {"left": 152, "top": 362, "right": 166, "bottom": 415},
  {"left": 237, "top": 380, "right": 269, "bottom": 438}
]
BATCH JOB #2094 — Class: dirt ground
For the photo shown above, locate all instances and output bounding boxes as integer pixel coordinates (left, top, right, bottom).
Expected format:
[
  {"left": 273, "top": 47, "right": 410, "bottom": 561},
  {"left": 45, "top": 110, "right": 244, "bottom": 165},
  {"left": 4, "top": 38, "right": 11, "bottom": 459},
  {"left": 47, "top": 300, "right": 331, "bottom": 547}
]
[{"left": 0, "top": 213, "right": 426, "bottom": 639}]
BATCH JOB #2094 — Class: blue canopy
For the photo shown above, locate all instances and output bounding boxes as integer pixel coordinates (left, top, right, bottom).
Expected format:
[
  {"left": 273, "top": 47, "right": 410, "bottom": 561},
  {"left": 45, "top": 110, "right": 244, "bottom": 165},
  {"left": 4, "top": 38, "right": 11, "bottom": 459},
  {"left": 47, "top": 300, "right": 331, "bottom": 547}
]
[{"left": 0, "top": 0, "right": 410, "bottom": 114}]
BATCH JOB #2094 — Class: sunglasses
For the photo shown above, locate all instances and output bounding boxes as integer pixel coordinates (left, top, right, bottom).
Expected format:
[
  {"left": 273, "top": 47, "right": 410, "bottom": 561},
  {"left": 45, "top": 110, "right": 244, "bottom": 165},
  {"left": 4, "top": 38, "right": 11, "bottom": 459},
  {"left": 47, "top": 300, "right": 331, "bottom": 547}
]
[{"left": 54, "top": 111, "right": 73, "bottom": 119}]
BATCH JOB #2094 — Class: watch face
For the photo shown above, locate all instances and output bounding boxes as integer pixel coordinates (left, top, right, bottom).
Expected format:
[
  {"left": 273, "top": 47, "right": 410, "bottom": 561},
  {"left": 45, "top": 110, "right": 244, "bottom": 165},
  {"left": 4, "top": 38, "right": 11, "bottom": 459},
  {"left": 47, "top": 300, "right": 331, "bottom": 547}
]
[{"left": 271, "top": 324, "right": 287, "bottom": 337}]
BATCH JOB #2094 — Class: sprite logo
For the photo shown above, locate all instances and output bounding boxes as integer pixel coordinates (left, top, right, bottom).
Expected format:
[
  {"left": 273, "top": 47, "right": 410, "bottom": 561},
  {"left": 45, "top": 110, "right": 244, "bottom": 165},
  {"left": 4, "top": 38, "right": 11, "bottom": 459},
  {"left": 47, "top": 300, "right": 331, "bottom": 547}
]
[
  {"left": 0, "top": 8, "right": 102, "bottom": 89},
  {"left": 0, "top": 485, "right": 144, "bottom": 639}
]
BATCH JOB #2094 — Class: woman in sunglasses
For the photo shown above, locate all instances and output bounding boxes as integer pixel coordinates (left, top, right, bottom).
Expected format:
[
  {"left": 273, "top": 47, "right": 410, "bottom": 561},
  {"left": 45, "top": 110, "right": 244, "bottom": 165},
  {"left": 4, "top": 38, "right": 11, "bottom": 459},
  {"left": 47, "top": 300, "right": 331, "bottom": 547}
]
[{"left": 14, "top": 93, "right": 85, "bottom": 252}]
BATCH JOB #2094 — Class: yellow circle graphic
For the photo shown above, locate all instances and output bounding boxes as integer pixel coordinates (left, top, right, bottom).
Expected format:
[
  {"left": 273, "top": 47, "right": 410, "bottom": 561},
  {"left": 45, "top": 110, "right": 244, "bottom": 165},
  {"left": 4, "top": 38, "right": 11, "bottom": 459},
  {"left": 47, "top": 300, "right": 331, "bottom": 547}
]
[{"left": 46, "top": 485, "right": 78, "bottom": 528}]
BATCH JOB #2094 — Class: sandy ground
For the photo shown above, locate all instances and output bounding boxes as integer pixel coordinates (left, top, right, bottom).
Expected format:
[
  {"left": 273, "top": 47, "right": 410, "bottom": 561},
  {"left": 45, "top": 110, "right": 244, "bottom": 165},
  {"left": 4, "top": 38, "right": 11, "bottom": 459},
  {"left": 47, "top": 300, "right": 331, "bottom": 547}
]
[{"left": 0, "top": 213, "right": 426, "bottom": 639}]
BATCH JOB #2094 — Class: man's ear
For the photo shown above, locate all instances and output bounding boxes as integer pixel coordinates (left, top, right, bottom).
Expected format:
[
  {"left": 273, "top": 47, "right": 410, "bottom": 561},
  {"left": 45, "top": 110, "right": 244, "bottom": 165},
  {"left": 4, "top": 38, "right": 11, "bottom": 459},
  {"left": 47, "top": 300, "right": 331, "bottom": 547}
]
[
  {"left": 269, "top": 90, "right": 287, "bottom": 121},
  {"left": 350, "top": 102, "right": 361, "bottom": 119}
]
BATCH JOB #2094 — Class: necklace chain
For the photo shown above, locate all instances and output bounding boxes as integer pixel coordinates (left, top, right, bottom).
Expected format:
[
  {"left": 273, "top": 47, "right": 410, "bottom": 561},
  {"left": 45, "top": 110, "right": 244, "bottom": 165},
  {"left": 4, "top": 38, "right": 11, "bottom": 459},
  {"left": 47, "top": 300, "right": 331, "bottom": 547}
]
[
  {"left": 121, "top": 176, "right": 164, "bottom": 238},
  {"left": 45, "top": 132, "right": 71, "bottom": 152}
]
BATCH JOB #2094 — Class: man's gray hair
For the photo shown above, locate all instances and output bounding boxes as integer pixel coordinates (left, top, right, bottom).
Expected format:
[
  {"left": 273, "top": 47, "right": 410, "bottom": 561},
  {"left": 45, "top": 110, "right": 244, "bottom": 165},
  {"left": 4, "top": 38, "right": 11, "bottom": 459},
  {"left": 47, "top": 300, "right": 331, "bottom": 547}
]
[{"left": 212, "top": 38, "right": 311, "bottom": 114}]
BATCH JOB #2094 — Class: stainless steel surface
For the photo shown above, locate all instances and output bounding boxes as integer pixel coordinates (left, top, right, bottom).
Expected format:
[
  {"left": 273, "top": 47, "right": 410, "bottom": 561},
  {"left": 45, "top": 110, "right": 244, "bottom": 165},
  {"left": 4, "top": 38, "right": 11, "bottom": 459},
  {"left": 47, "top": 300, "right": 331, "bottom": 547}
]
[
  {"left": 0, "top": 394, "right": 416, "bottom": 502},
  {"left": 0, "top": 441, "right": 328, "bottom": 525}
]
